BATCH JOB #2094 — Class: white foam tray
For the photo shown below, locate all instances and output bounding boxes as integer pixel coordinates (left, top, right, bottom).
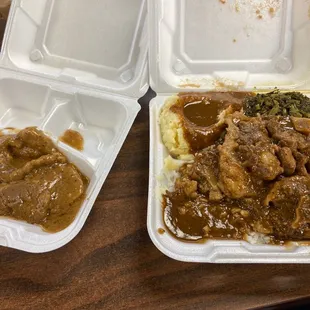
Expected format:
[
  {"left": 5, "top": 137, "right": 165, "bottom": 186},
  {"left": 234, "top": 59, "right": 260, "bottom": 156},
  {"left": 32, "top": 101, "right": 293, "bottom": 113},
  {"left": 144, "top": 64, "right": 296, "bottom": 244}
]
[
  {"left": 149, "top": 0, "right": 310, "bottom": 93},
  {"left": 3, "top": 0, "right": 148, "bottom": 98},
  {"left": 0, "top": 0, "right": 148, "bottom": 252},
  {"left": 147, "top": 0, "right": 310, "bottom": 263}
]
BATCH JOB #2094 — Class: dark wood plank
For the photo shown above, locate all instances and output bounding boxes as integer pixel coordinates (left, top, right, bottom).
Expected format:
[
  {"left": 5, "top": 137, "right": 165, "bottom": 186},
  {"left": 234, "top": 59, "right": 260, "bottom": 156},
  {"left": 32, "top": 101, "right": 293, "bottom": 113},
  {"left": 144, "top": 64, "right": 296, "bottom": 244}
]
[{"left": 0, "top": 89, "right": 310, "bottom": 310}]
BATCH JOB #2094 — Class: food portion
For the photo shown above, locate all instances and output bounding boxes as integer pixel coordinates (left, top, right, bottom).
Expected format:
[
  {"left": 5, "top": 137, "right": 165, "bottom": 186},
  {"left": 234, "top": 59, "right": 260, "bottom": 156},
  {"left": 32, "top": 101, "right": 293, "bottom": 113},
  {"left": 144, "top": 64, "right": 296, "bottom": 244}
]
[
  {"left": 244, "top": 89, "right": 310, "bottom": 118},
  {"left": 0, "top": 127, "right": 88, "bottom": 232},
  {"left": 161, "top": 90, "right": 310, "bottom": 244},
  {"left": 159, "top": 92, "right": 252, "bottom": 159},
  {"left": 59, "top": 129, "right": 84, "bottom": 151}
]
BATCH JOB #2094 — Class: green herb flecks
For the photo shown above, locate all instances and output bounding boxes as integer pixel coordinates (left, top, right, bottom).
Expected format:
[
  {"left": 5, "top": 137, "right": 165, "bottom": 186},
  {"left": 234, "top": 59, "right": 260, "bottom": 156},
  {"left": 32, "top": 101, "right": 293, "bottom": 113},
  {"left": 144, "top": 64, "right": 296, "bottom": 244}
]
[{"left": 244, "top": 89, "right": 310, "bottom": 118}]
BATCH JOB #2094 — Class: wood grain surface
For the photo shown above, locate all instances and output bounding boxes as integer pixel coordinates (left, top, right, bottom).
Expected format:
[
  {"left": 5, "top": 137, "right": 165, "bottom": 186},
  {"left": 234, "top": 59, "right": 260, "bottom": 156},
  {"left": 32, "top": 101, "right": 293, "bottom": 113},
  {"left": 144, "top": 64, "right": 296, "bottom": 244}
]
[{"left": 0, "top": 89, "right": 310, "bottom": 310}]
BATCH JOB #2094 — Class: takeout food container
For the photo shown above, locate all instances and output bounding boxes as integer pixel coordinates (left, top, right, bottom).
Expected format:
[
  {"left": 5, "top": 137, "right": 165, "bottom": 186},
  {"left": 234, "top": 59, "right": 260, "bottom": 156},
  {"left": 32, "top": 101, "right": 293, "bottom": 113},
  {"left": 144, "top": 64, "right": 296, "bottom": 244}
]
[
  {"left": 147, "top": 0, "right": 310, "bottom": 263},
  {"left": 0, "top": 0, "right": 148, "bottom": 252}
]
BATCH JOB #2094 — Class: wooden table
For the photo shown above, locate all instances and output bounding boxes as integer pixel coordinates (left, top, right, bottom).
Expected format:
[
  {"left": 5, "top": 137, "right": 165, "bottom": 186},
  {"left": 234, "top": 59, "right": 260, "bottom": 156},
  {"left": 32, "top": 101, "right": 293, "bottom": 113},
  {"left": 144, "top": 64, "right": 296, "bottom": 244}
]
[{"left": 0, "top": 89, "right": 310, "bottom": 310}]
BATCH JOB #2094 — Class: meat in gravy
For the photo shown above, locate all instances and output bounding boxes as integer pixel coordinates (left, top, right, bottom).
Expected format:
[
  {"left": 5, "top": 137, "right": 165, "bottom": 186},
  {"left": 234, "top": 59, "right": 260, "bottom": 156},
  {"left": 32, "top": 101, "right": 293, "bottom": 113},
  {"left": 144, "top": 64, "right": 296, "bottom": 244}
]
[
  {"left": 0, "top": 127, "right": 88, "bottom": 232},
  {"left": 164, "top": 94, "right": 310, "bottom": 243}
]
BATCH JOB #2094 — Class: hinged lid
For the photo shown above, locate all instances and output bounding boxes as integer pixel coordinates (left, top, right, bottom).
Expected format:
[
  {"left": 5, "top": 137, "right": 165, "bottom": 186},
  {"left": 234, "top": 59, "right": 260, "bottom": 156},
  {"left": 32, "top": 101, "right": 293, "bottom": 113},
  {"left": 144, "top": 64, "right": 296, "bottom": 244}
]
[
  {"left": 1, "top": 0, "right": 148, "bottom": 98},
  {"left": 149, "top": 0, "right": 310, "bottom": 93}
]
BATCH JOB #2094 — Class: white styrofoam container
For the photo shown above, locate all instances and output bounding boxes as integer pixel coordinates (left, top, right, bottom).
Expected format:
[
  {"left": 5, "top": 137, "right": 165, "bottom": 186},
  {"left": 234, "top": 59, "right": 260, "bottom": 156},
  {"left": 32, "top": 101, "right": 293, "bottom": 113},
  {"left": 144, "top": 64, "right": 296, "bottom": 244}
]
[
  {"left": 0, "top": 0, "right": 148, "bottom": 252},
  {"left": 147, "top": 0, "right": 310, "bottom": 263}
]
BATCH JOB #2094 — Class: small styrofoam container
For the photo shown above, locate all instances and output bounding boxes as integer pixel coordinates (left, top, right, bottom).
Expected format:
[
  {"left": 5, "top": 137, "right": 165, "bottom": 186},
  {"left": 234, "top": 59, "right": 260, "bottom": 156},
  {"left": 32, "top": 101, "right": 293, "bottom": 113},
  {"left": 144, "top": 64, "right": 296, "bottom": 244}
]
[
  {"left": 0, "top": 0, "right": 148, "bottom": 252},
  {"left": 147, "top": 0, "right": 310, "bottom": 263}
]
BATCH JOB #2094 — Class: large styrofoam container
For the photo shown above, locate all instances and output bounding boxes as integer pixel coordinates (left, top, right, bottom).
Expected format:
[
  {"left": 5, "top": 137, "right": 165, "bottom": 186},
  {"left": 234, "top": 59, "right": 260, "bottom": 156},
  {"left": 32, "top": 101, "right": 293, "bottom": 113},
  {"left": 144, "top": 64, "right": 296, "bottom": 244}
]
[
  {"left": 0, "top": 0, "right": 148, "bottom": 252},
  {"left": 147, "top": 0, "right": 310, "bottom": 263}
]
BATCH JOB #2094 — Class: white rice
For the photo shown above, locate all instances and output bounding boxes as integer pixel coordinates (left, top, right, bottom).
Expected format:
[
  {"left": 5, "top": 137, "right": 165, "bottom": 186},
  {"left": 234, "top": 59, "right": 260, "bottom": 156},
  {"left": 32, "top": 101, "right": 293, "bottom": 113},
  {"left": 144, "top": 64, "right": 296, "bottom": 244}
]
[{"left": 246, "top": 232, "right": 271, "bottom": 244}]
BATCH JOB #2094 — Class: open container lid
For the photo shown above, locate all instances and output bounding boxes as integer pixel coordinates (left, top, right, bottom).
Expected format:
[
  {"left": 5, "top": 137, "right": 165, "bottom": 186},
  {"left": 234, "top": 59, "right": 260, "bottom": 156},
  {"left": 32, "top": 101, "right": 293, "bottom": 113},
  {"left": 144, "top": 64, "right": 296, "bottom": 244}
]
[
  {"left": 1, "top": 0, "right": 148, "bottom": 98},
  {"left": 0, "top": 0, "right": 148, "bottom": 253},
  {"left": 149, "top": 0, "right": 310, "bottom": 93}
]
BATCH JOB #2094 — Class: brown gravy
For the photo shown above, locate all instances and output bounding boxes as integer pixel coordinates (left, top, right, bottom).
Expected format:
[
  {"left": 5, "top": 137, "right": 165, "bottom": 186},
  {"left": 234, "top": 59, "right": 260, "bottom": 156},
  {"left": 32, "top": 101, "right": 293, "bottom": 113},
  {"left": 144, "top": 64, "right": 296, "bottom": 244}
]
[
  {"left": 158, "top": 228, "right": 166, "bottom": 234},
  {"left": 182, "top": 92, "right": 252, "bottom": 127},
  {"left": 60, "top": 129, "right": 84, "bottom": 151},
  {"left": 183, "top": 99, "right": 221, "bottom": 127},
  {"left": 163, "top": 91, "right": 310, "bottom": 244},
  {"left": 0, "top": 127, "right": 88, "bottom": 232},
  {"left": 171, "top": 92, "right": 253, "bottom": 152}
]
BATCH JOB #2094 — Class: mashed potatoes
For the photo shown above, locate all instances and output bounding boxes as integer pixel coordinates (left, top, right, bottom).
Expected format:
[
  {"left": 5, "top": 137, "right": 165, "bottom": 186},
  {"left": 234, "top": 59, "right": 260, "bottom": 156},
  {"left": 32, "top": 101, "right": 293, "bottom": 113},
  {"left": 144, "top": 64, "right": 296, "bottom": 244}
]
[
  {"left": 159, "top": 93, "right": 239, "bottom": 159},
  {"left": 159, "top": 96, "right": 191, "bottom": 158}
]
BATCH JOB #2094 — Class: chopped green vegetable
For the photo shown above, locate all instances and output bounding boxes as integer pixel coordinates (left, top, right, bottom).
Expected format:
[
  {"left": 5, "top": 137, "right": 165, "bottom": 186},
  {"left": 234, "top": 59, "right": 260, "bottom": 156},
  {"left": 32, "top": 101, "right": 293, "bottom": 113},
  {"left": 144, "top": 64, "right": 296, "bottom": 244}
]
[{"left": 244, "top": 89, "right": 310, "bottom": 117}]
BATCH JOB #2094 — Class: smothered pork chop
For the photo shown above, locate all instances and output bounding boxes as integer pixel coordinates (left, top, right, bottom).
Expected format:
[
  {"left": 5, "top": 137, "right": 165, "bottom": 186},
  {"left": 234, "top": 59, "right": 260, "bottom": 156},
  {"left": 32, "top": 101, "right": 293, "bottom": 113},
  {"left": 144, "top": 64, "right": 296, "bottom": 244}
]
[
  {"left": 0, "top": 127, "right": 88, "bottom": 232},
  {"left": 161, "top": 91, "right": 310, "bottom": 244}
]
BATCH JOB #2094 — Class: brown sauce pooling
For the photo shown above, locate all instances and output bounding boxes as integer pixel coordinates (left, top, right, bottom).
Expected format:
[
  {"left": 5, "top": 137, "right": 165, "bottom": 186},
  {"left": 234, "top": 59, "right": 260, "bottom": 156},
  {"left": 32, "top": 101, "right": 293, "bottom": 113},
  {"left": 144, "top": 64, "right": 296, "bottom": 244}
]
[
  {"left": 181, "top": 92, "right": 252, "bottom": 127},
  {"left": 163, "top": 96, "right": 310, "bottom": 244},
  {"left": 0, "top": 127, "right": 88, "bottom": 233},
  {"left": 60, "top": 129, "right": 84, "bottom": 151},
  {"left": 172, "top": 92, "right": 254, "bottom": 152},
  {"left": 183, "top": 99, "right": 222, "bottom": 127}
]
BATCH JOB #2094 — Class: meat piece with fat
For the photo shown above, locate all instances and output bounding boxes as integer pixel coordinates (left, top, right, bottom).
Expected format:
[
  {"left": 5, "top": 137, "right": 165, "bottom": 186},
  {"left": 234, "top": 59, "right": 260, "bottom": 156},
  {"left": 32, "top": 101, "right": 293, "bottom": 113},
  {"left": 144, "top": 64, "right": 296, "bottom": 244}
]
[
  {"left": 218, "top": 116, "right": 255, "bottom": 198},
  {"left": 0, "top": 164, "right": 85, "bottom": 225},
  {"left": 264, "top": 176, "right": 310, "bottom": 238},
  {"left": 291, "top": 117, "right": 310, "bottom": 135},
  {"left": 277, "top": 147, "right": 296, "bottom": 175},
  {"left": 178, "top": 146, "right": 223, "bottom": 201}
]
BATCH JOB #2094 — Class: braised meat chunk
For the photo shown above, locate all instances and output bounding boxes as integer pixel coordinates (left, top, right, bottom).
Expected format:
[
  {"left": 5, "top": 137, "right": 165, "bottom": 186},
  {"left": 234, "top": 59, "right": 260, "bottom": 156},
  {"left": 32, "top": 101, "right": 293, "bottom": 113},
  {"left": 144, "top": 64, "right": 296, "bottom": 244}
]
[
  {"left": 265, "top": 176, "right": 310, "bottom": 239},
  {"left": 277, "top": 147, "right": 296, "bottom": 175},
  {"left": 231, "top": 115, "right": 283, "bottom": 181},
  {"left": 291, "top": 117, "right": 310, "bottom": 135},
  {"left": 180, "top": 146, "right": 223, "bottom": 201}
]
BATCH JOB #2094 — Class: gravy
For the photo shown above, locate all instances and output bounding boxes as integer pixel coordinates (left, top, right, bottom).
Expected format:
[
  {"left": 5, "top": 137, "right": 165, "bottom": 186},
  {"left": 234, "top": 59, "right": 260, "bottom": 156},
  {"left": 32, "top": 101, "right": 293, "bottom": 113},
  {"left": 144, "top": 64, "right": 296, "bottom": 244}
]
[
  {"left": 60, "top": 129, "right": 84, "bottom": 151},
  {"left": 163, "top": 106, "right": 310, "bottom": 243},
  {"left": 0, "top": 127, "right": 88, "bottom": 232},
  {"left": 183, "top": 99, "right": 221, "bottom": 127},
  {"left": 171, "top": 92, "right": 254, "bottom": 152}
]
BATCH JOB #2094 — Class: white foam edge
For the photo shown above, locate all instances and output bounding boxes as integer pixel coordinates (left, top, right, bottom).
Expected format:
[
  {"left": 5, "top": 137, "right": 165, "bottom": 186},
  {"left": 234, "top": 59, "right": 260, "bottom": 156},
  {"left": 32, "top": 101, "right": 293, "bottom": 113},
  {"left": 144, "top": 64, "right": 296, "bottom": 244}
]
[
  {"left": 147, "top": 94, "right": 310, "bottom": 263},
  {"left": 0, "top": 67, "right": 140, "bottom": 253}
]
